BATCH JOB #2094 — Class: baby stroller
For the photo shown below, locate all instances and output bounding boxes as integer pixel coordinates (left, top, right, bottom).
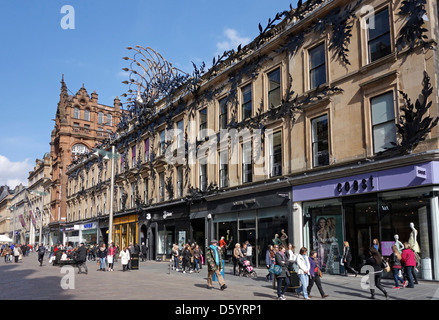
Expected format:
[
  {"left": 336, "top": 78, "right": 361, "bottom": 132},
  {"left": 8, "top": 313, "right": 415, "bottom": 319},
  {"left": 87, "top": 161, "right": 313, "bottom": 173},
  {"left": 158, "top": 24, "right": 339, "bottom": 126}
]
[{"left": 239, "top": 259, "right": 257, "bottom": 278}]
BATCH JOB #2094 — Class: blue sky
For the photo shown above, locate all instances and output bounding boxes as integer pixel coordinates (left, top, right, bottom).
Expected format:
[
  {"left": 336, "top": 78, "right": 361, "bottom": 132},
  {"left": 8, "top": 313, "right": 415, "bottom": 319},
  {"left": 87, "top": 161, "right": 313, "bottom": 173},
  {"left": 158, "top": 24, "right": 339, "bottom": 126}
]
[{"left": 0, "top": 0, "right": 296, "bottom": 187}]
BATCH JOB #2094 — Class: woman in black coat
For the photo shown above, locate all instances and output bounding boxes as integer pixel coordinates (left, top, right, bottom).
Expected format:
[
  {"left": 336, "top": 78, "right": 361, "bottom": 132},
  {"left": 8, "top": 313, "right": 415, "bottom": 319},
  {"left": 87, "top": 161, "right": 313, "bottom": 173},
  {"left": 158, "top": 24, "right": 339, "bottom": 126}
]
[
  {"left": 274, "top": 245, "right": 290, "bottom": 300},
  {"left": 365, "top": 246, "right": 388, "bottom": 300},
  {"left": 342, "top": 241, "right": 358, "bottom": 276}
]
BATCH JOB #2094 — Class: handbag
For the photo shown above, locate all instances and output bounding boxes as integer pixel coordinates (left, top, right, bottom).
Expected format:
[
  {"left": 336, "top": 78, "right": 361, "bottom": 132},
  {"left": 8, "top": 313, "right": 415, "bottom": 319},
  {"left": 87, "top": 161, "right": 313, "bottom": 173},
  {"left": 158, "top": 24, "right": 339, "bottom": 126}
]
[
  {"left": 269, "top": 264, "right": 282, "bottom": 275},
  {"left": 381, "top": 258, "right": 390, "bottom": 272}
]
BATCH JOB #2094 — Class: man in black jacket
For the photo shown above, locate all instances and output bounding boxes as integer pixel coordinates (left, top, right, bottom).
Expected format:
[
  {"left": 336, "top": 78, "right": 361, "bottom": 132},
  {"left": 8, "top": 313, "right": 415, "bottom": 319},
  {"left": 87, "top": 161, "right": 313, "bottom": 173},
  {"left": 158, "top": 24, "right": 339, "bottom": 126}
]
[
  {"left": 76, "top": 243, "right": 88, "bottom": 274},
  {"left": 37, "top": 243, "right": 45, "bottom": 266}
]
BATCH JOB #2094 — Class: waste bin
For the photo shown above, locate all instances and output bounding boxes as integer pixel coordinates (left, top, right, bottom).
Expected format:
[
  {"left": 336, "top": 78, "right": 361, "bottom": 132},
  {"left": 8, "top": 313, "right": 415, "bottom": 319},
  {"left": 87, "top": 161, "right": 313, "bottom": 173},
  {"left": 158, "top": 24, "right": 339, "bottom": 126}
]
[{"left": 131, "top": 253, "right": 139, "bottom": 270}]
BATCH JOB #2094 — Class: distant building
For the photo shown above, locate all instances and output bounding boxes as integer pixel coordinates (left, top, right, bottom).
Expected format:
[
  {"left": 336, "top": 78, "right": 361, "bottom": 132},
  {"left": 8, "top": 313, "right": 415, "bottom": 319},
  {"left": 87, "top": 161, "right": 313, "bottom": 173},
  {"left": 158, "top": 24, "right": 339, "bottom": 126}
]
[{"left": 48, "top": 76, "right": 121, "bottom": 245}]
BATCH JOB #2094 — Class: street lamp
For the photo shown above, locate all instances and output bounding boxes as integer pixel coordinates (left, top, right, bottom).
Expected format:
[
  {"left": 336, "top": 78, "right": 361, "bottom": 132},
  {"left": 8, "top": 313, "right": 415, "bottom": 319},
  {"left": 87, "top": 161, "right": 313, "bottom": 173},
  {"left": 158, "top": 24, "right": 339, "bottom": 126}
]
[
  {"left": 31, "top": 190, "right": 48, "bottom": 244},
  {"left": 94, "top": 146, "right": 119, "bottom": 248}
]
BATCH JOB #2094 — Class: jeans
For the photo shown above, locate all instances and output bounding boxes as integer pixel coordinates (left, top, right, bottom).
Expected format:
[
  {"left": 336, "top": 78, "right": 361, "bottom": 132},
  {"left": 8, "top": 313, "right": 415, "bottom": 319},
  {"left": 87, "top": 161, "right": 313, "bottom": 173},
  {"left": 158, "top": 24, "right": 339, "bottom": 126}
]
[
  {"left": 194, "top": 258, "right": 200, "bottom": 271},
  {"left": 276, "top": 276, "right": 290, "bottom": 298},
  {"left": 296, "top": 274, "right": 309, "bottom": 299},
  {"left": 173, "top": 256, "right": 179, "bottom": 269},
  {"left": 392, "top": 268, "right": 404, "bottom": 287},
  {"left": 99, "top": 257, "right": 106, "bottom": 270},
  {"left": 404, "top": 266, "right": 415, "bottom": 288}
]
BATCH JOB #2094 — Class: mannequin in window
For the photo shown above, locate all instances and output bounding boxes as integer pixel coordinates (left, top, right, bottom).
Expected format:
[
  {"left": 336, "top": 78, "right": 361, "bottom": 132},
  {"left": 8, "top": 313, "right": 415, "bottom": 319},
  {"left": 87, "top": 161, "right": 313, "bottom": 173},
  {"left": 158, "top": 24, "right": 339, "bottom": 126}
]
[
  {"left": 280, "top": 229, "right": 288, "bottom": 247},
  {"left": 394, "top": 234, "right": 404, "bottom": 253},
  {"left": 408, "top": 222, "right": 421, "bottom": 254}
]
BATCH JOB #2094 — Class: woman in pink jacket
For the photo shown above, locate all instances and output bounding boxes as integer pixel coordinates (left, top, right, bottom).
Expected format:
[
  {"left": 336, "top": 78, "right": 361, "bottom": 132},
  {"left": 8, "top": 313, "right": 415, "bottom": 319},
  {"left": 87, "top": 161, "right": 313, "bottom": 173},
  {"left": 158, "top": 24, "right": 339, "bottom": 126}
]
[{"left": 401, "top": 242, "right": 416, "bottom": 288}]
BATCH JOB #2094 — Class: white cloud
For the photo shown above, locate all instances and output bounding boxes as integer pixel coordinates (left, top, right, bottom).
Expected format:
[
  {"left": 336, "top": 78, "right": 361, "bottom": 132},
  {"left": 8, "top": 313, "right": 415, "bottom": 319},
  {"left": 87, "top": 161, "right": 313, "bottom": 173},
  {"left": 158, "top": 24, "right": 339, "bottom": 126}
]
[
  {"left": 216, "top": 28, "right": 251, "bottom": 56},
  {"left": 0, "top": 155, "right": 33, "bottom": 188}
]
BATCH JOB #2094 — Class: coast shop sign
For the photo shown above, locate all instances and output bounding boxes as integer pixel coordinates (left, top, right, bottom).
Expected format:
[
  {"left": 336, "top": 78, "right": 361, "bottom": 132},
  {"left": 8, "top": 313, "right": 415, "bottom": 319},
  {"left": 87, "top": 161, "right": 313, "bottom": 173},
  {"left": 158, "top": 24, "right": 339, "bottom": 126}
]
[{"left": 336, "top": 175, "right": 375, "bottom": 194}]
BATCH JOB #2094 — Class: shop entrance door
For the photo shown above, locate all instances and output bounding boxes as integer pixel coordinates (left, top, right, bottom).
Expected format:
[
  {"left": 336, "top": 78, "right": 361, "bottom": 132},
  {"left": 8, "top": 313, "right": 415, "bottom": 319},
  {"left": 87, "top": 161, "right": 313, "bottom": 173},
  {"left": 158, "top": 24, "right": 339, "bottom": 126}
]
[{"left": 344, "top": 200, "right": 379, "bottom": 271}]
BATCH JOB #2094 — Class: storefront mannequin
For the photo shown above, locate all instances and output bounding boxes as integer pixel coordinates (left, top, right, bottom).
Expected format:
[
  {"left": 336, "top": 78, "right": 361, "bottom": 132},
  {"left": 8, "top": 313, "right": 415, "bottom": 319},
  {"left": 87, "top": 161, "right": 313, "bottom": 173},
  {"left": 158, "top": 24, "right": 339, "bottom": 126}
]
[
  {"left": 394, "top": 234, "right": 404, "bottom": 253},
  {"left": 280, "top": 229, "right": 288, "bottom": 247},
  {"left": 409, "top": 222, "right": 421, "bottom": 253}
]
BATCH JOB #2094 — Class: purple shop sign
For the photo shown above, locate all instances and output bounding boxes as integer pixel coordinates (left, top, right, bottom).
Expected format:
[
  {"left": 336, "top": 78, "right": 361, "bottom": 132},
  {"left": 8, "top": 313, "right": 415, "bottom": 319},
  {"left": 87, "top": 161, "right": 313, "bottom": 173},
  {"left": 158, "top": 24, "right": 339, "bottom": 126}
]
[
  {"left": 381, "top": 241, "right": 394, "bottom": 256},
  {"left": 292, "top": 161, "right": 439, "bottom": 202}
]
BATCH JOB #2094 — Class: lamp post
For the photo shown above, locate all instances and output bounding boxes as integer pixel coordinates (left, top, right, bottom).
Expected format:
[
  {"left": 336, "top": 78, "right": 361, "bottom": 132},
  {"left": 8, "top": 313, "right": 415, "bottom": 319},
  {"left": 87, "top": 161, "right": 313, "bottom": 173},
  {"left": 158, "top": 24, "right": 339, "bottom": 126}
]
[
  {"left": 31, "top": 190, "right": 49, "bottom": 244},
  {"left": 94, "top": 145, "right": 118, "bottom": 248}
]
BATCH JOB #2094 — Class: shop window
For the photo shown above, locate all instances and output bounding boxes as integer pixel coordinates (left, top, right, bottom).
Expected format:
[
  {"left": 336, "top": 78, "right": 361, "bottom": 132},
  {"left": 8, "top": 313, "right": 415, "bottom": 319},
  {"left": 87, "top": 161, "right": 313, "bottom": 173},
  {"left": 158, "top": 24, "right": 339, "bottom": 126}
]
[
  {"left": 309, "top": 43, "right": 326, "bottom": 89},
  {"left": 367, "top": 8, "right": 391, "bottom": 63},
  {"left": 371, "top": 91, "right": 396, "bottom": 153},
  {"left": 241, "top": 84, "right": 252, "bottom": 121},
  {"left": 311, "top": 114, "right": 329, "bottom": 167},
  {"left": 268, "top": 68, "right": 281, "bottom": 108}
]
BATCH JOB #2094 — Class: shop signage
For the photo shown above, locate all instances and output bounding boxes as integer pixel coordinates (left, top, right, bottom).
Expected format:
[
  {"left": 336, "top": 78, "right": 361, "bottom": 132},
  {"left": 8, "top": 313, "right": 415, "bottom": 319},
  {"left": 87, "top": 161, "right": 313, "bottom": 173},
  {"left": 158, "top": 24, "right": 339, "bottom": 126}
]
[
  {"left": 415, "top": 166, "right": 427, "bottom": 179},
  {"left": 336, "top": 175, "right": 375, "bottom": 194},
  {"left": 81, "top": 223, "right": 96, "bottom": 230}
]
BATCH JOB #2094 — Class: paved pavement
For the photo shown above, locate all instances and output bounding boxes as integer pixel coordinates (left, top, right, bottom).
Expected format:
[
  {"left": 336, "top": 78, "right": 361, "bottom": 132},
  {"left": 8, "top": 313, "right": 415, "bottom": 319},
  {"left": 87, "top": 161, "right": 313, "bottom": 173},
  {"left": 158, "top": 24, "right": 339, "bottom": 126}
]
[{"left": 1, "top": 252, "right": 438, "bottom": 303}]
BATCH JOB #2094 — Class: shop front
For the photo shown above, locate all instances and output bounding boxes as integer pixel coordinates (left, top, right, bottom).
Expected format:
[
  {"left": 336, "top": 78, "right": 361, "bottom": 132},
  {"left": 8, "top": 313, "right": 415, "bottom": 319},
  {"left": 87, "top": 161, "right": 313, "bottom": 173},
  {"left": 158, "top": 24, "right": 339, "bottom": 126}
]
[
  {"left": 62, "top": 225, "right": 80, "bottom": 247},
  {"left": 79, "top": 221, "right": 98, "bottom": 245},
  {"left": 112, "top": 214, "right": 138, "bottom": 250},
  {"left": 209, "top": 187, "right": 291, "bottom": 268},
  {"left": 293, "top": 161, "right": 439, "bottom": 280}
]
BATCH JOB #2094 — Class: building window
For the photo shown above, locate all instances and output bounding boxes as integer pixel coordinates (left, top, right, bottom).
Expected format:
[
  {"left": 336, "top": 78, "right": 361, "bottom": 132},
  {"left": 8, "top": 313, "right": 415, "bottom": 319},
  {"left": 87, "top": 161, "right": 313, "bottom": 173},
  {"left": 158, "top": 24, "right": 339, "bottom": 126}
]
[
  {"left": 268, "top": 68, "right": 281, "bottom": 108},
  {"left": 219, "top": 97, "right": 228, "bottom": 130},
  {"left": 242, "top": 141, "right": 252, "bottom": 183},
  {"left": 270, "top": 131, "right": 282, "bottom": 177},
  {"left": 241, "top": 84, "right": 252, "bottom": 121},
  {"left": 309, "top": 43, "right": 326, "bottom": 89},
  {"left": 199, "top": 108, "right": 207, "bottom": 139},
  {"left": 159, "top": 130, "right": 166, "bottom": 156},
  {"left": 144, "top": 138, "right": 150, "bottom": 161},
  {"left": 367, "top": 8, "right": 391, "bottom": 63},
  {"left": 131, "top": 182, "right": 135, "bottom": 208},
  {"left": 143, "top": 178, "right": 148, "bottom": 204},
  {"left": 97, "top": 127, "right": 103, "bottom": 137},
  {"left": 177, "top": 166, "right": 184, "bottom": 198},
  {"left": 311, "top": 114, "right": 329, "bottom": 167},
  {"left": 106, "top": 113, "right": 112, "bottom": 126},
  {"left": 177, "top": 120, "right": 184, "bottom": 149},
  {"left": 159, "top": 172, "right": 165, "bottom": 202},
  {"left": 84, "top": 109, "right": 90, "bottom": 121},
  {"left": 131, "top": 145, "right": 136, "bottom": 168},
  {"left": 199, "top": 163, "right": 207, "bottom": 191},
  {"left": 371, "top": 91, "right": 396, "bottom": 153},
  {"left": 74, "top": 107, "right": 80, "bottom": 119},
  {"left": 98, "top": 112, "right": 104, "bottom": 124},
  {"left": 219, "top": 150, "right": 228, "bottom": 188}
]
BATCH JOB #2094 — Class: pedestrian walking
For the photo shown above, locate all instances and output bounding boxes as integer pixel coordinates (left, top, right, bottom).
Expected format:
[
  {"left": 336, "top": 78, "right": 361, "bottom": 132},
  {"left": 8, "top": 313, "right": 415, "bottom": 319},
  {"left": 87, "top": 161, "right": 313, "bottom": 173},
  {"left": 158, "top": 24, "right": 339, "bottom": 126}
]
[
  {"left": 171, "top": 244, "right": 180, "bottom": 271},
  {"left": 295, "top": 247, "right": 310, "bottom": 299},
  {"left": 274, "top": 245, "right": 290, "bottom": 300},
  {"left": 119, "top": 247, "right": 130, "bottom": 272},
  {"left": 181, "top": 244, "right": 193, "bottom": 273},
  {"left": 97, "top": 243, "right": 107, "bottom": 271},
  {"left": 401, "top": 242, "right": 416, "bottom": 288},
  {"left": 265, "top": 245, "right": 275, "bottom": 281},
  {"left": 365, "top": 246, "right": 388, "bottom": 299},
  {"left": 37, "top": 243, "right": 45, "bottom": 266},
  {"left": 107, "top": 242, "right": 116, "bottom": 271},
  {"left": 141, "top": 242, "right": 147, "bottom": 261},
  {"left": 76, "top": 243, "right": 88, "bottom": 274},
  {"left": 206, "top": 240, "right": 227, "bottom": 290},
  {"left": 307, "top": 250, "right": 328, "bottom": 298},
  {"left": 389, "top": 245, "right": 404, "bottom": 289},
  {"left": 193, "top": 244, "right": 202, "bottom": 273},
  {"left": 233, "top": 243, "right": 244, "bottom": 276},
  {"left": 342, "top": 241, "right": 358, "bottom": 276},
  {"left": 13, "top": 245, "right": 22, "bottom": 263}
]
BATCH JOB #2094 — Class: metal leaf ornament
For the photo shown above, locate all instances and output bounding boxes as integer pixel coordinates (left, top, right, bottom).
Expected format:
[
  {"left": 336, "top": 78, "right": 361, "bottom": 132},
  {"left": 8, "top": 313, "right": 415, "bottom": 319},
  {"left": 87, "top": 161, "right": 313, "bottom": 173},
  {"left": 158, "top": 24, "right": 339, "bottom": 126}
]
[{"left": 392, "top": 71, "right": 439, "bottom": 154}]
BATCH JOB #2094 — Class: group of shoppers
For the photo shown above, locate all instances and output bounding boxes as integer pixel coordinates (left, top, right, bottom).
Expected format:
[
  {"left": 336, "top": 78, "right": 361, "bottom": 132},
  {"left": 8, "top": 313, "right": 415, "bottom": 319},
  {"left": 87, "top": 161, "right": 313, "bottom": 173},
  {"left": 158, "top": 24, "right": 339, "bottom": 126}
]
[
  {"left": 171, "top": 242, "right": 203, "bottom": 273},
  {"left": 265, "top": 243, "right": 328, "bottom": 300}
]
